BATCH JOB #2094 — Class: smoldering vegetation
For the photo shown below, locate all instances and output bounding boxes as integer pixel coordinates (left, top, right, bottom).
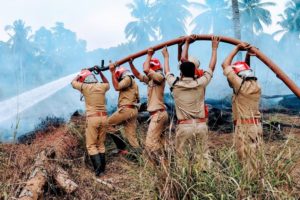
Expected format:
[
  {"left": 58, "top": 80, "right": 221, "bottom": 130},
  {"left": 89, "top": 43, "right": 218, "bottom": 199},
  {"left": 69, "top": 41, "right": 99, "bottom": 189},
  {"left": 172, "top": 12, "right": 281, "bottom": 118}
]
[{"left": 0, "top": 0, "right": 299, "bottom": 140}]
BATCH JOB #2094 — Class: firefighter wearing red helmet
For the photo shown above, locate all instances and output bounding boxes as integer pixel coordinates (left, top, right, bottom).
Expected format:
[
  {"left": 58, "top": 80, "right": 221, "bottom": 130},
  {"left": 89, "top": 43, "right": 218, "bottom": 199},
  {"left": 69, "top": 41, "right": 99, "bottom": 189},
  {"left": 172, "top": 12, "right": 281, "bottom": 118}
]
[
  {"left": 129, "top": 49, "right": 168, "bottom": 165},
  {"left": 163, "top": 35, "right": 220, "bottom": 171},
  {"left": 71, "top": 68, "right": 109, "bottom": 177},
  {"left": 178, "top": 41, "right": 209, "bottom": 119},
  {"left": 108, "top": 63, "right": 141, "bottom": 158},
  {"left": 222, "top": 43, "right": 262, "bottom": 178}
]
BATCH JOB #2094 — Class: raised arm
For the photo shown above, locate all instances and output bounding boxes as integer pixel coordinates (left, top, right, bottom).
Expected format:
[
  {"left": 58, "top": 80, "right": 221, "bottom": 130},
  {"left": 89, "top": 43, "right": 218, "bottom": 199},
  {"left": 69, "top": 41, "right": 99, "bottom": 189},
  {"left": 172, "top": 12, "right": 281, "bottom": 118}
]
[
  {"left": 177, "top": 37, "right": 185, "bottom": 62},
  {"left": 143, "top": 48, "right": 154, "bottom": 74},
  {"left": 99, "top": 71, "right": 109, "bottom": 83},
  {"left": 222, "top": 43, "right": 250, "bottom": 69},
  {"left": 208, "top": 36, "right": 220, "bottom": 72},
  {"left": 109, "top": 63, "right": 120, "bottom": 91},
  {"left": 162, "top": 47, "right": 170, "bottom": 75},
  {"left": 245, "top": 48, "right": 256, "bottom": 66},
  {"left": 181, "top": 35, "right": 197, "bottom": 61},
  {"left": 129, "top": 59, "right": 141, "bottom": 78}
]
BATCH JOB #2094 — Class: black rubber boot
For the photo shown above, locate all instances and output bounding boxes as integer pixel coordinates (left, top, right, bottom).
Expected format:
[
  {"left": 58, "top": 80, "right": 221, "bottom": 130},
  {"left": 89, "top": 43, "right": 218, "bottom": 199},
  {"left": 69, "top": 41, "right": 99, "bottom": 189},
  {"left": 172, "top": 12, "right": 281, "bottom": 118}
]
[
  {"left": 90, "top": 154, "right": 104, "bottom": 176},
  {"left": 110, "top": 132, "right": 126, "bottom": 150},
  {"left": 99, "top": 153, "right": 106, "bottom": 174}
]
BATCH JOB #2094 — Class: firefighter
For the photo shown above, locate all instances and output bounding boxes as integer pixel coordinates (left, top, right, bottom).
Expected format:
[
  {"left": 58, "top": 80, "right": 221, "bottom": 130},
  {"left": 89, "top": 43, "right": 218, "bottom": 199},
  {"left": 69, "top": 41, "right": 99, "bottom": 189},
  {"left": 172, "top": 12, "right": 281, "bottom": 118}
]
[
  {"left": 107, "top": 63, "right": 141, "bottom": 157},
  {"left": 129, "top": 49, "right": 168, "bottom": 164},
  {"left": 71, "top": 68, "right": 109, "bottom": 176},
  {"left": 162, "top": 35, "right": 220, "bottom": 170},
  {"left": 177, "top": 35, "right": 215, "bottom": 119},
  {"left": 222, "top": 43, "right": 263, "bottom": 177}
]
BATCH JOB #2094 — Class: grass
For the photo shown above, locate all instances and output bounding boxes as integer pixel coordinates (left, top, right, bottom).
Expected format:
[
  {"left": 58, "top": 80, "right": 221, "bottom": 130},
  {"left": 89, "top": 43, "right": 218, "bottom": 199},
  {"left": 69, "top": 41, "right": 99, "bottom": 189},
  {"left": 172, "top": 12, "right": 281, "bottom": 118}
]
[
  {"left": 134, "top": 134, "right": 300, "bottom": 200},
  {"left": 0, "top": 113, "right": 299, "bottom": 200}
]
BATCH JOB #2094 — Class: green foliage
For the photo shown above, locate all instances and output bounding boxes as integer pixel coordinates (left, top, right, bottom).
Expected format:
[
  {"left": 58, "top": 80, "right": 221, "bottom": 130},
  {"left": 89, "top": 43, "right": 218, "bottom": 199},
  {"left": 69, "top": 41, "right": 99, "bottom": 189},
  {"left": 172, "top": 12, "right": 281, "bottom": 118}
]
[{"left": 239, "top": 0, "right": 276, "bottom": 34}]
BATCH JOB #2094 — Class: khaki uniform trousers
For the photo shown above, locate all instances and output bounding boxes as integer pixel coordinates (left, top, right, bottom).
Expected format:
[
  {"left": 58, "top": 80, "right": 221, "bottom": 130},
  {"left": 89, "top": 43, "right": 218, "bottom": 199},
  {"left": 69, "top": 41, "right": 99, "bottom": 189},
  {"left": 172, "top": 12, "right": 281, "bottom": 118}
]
[
  {"left": 85, "top": 116, "right": 107, "bottom": 155},
  {"left": 234, "top": 123, "right": 263, "bottom": 177},
  {"left": 175, "top": 122, "right": 211, "bottom": 170},
  {"left": 145, "top": 111, "right": 168, "bottom": 152},
  {"left": 108, "top": 107, "right": 140, "bottom": 148}
]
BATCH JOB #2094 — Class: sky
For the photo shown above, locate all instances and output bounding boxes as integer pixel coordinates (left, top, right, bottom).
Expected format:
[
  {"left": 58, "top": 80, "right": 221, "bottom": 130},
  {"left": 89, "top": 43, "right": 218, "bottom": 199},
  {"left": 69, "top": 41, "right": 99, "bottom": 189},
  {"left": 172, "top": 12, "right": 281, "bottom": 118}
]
[{"left": 0, "top": 0, "right": 288, "bottom": 50}]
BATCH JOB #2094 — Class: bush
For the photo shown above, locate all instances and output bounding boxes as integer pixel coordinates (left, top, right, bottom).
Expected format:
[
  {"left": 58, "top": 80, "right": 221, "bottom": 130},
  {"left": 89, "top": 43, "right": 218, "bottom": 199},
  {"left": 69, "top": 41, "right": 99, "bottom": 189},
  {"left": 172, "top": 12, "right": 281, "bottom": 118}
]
[{"left": 18, "top": 116, "right": 65, "bottom": 143}]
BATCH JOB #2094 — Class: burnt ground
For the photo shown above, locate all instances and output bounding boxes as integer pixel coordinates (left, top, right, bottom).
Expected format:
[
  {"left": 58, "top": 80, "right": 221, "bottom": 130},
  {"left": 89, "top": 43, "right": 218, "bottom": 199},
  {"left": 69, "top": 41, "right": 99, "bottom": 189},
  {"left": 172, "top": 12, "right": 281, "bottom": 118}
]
[{"left": 1, "top": 109, "right": 300, "bottom": 199}]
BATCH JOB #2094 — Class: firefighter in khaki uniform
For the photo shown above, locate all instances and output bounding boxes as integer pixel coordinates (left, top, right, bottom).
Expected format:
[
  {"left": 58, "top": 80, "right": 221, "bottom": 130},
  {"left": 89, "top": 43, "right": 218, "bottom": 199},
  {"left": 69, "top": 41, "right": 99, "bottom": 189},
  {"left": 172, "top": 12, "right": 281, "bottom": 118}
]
[
  {"left": 108, "top": 64, "right": 141, "bottom": 155},
  {"left": 162, "top": 35, "right": 220, "bottom": 170},
  {"left": 129, "top": 49, "right": 168, "bottom": 164},
  {"left": 71, "top": 68, "right": 109, "bottom": 176},
  {"left": 222, "top": 43, "right": 262, "bottom": 177}
]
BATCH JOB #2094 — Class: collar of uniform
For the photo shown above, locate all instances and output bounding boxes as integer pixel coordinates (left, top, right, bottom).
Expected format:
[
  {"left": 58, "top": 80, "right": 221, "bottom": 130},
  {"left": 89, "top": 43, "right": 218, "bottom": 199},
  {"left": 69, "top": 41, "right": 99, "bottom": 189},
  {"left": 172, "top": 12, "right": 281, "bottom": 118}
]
[{"left": 182, "top": 77, "right": 194, "bottom": 81}]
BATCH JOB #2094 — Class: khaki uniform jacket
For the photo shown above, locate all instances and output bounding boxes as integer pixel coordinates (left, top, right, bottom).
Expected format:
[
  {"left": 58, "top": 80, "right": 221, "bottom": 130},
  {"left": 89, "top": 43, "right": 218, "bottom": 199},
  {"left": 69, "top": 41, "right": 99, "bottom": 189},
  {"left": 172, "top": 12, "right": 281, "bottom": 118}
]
[
  {"left": 223, "top": 66, "right": 261, "bottom": 121},
  {"left": 166, "top": 69, "right": 213, "bottom": 120},
  {"left": 71, "top": 80, "right": 110, "bottom": 115},
  {"left": 117, "top": 76, "right": 140, "bottom": 107},
  {"left": 137, "top": 69, "right": 166, "bottom": 112}
]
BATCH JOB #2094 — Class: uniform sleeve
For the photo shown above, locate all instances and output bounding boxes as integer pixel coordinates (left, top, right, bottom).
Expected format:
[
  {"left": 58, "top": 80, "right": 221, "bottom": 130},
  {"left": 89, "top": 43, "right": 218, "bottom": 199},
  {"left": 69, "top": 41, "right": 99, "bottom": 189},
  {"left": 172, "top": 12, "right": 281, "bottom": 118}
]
[
  {"left": 147, "top": 69, "right": 164, "bottom": 83},
  {"left": 223, "top": 65, "right": 243, "bottom": 91},
  {"left": 102, "top": 83, "right": 110, "bottom": 92},
  {"left": 166, "top": 72, "right": 177, "bottom": 87},
  {"left": 137, "top": 73, "right": 149, "bottom": 84},
  {"left": 196, "top": 68, "right": 213, "bottom": 87},
  {"left": 118, "top": 76, "right": 132, "bottom": 90},
  {"left": 71, "top": 80, "right": 83, "bottom": 91}
]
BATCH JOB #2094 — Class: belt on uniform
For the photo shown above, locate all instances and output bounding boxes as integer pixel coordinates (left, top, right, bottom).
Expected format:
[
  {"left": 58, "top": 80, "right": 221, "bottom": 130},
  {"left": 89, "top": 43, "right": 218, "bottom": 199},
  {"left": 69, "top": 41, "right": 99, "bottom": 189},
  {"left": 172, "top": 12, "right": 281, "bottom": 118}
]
[
  {"left": 119, "top": 105, "right": 136, "bottom": 109},
  {"left": 87, "top": 112, "right": 107, "bottom": 117},
  {"left": 234, "top": 118, "right": 261, "bottom": 125},
  {"left": 177, "top": 118, "right": 206, "bottom": 125},
  {"left": 149, "top": 109, "right": 166, "bottom": 116}
]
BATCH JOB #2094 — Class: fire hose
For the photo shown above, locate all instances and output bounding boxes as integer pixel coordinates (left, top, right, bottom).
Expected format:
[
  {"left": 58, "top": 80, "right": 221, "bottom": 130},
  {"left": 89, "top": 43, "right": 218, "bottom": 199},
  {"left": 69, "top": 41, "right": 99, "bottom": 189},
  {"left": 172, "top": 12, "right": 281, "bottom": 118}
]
[{"left": 91, "top": 34, "right": 300, "bottom": 98}]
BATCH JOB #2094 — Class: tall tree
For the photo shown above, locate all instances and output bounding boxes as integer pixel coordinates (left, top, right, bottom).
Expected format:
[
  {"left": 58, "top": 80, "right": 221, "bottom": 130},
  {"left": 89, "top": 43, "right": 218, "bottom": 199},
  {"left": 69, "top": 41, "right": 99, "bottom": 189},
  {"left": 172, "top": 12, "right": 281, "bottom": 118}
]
[
  {"left": 239, "top": 0, "right": 275, "bottom": 37},
  {"left": 33, "top": 27, "right": 54, "bottom": 55},
  {"left": 153, "top": 0, "right": 191, "bottom": 41},
  {"left": 125, "top": 0, "right": 156, "bottom": 45},
  {"left": 231, "top": 0, "right": 242, "bottom": 60},
  {"left": 276, "top": 0, "right": 300, "bottom": 43},
  {"left": 191, "top": 0, "right": 232, "bottom": 35},
  {"left": 5, "top": 20, "right": 32, "bottom": 88}
]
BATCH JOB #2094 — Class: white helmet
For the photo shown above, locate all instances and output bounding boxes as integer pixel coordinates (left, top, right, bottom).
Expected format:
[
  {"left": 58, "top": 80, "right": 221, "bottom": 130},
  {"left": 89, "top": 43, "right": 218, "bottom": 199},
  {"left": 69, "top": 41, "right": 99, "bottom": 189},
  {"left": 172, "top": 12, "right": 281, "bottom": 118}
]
[{"left": 238, "top": 69, "right": 255, "bottom": 79}]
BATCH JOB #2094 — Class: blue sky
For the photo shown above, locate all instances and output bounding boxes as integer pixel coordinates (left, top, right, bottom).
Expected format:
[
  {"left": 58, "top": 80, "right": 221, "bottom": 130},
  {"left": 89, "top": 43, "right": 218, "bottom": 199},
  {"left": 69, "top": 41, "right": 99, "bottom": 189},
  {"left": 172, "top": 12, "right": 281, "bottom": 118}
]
[{"left": 0, "top": 0, "right": 288, "bottom": 50}]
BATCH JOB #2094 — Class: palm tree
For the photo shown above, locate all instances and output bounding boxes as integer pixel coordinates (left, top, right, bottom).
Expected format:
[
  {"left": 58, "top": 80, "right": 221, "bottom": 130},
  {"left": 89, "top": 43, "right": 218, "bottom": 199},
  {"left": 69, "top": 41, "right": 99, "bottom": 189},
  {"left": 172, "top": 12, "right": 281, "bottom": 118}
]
[
  {"left": 239, "top": 0, "right": 276, "bottom": 37},
  {"left": 153, "top": 0, "right": 191, "bottom": 41},
  {"left": 276, "top": 0, "right": 300, "bottom": 43},
  {"left": 231, "top": 0, "right": 242, "bottom": 60},
  {"left": 124, "top": 0, "right": 156, "bottom": 45},
  {"left": 5, "top": 20, "right": 32, "bottom": 87},
  {"left": 191, "top": 0, "right": 232, "bottom": 35}
]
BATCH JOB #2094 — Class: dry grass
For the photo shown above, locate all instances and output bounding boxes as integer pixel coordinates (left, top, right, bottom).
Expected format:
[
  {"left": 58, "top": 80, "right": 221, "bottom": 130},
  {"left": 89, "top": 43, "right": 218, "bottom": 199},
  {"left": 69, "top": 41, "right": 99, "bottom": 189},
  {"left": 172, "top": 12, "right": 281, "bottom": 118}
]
[{"left": 0, "top": 113, "right": 299, "bottom": 199}]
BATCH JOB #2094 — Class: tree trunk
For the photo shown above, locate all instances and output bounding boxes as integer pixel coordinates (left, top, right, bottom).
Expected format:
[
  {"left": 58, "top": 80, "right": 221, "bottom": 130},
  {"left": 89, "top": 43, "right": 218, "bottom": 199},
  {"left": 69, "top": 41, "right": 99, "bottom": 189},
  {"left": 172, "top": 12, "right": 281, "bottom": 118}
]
[
  {"left": 18, "top": 149, "right": 78, "bottom": 199},
  {"left": 231, "top": 0, "right": 242, "bottom": 60},
  {"left": 54, "top": 166, "right": 78, "bottom": 194},
  {"left": 18, "top": 151, "right": 48, "bottom": 200}
]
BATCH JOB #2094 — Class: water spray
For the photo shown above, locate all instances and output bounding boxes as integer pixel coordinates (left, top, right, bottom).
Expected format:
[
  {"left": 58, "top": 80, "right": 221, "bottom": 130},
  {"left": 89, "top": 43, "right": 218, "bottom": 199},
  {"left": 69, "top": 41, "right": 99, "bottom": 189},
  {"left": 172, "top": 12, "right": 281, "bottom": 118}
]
[{"left": 0, "top": 73, "right": 78, "bottom": 123}]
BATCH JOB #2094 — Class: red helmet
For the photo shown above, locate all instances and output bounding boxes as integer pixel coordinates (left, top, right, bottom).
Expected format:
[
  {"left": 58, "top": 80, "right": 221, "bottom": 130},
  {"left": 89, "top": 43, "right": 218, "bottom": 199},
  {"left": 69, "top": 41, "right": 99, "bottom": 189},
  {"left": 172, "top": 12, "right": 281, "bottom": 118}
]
[
  {"left": 115, "top": 66, "right": 129, "bottom": 80},
  {"left": 195, "top": 68, "right": 204, "bottom": 78},
  {"left": 232, "top": 61, "right": 251, "bottom": 74},
  {"left": 78, "top": 69, "right": 92, "bottom": 82},
  {"left": 149, "top": 58, "right": 161, "bottom": 71}
]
